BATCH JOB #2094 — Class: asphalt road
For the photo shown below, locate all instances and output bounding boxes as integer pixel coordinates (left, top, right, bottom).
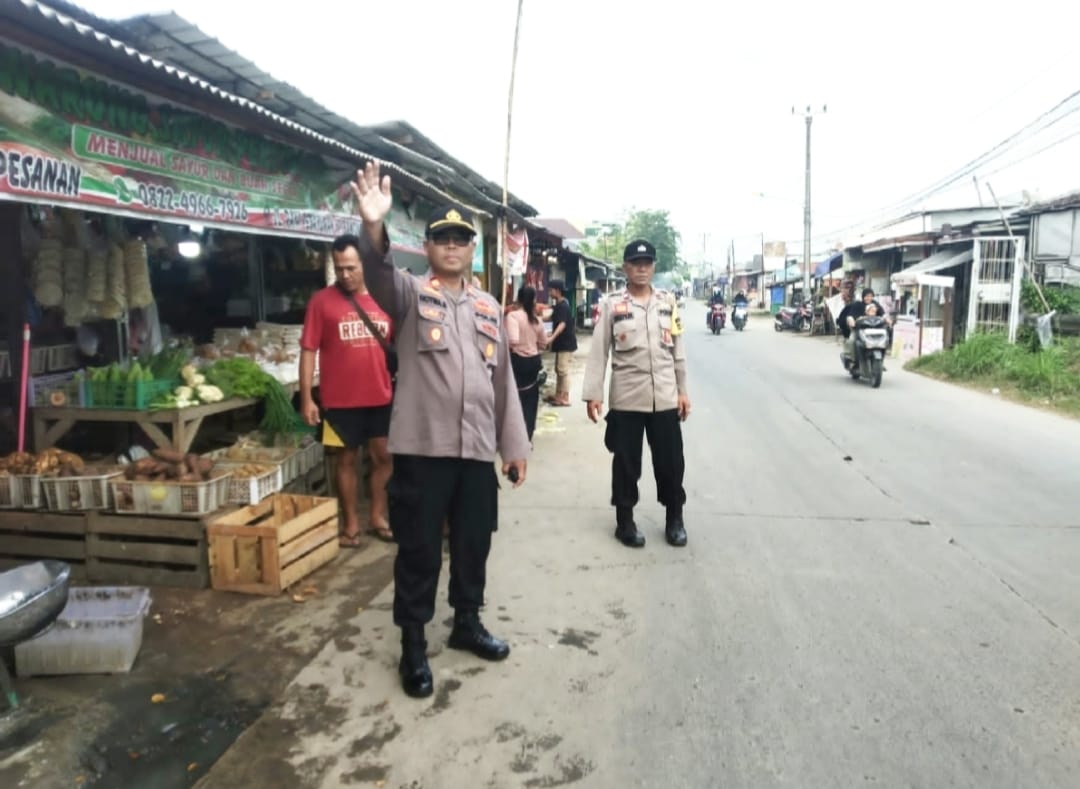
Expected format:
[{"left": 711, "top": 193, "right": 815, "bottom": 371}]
[{"left": 201, "top": 302, "right": 1080, "bottom": 789}]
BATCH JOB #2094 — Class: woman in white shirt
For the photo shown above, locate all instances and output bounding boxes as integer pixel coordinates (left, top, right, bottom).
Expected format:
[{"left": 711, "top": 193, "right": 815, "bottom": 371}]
[{"left": 505, "top": 286, "right": 548, "bottom": 441}]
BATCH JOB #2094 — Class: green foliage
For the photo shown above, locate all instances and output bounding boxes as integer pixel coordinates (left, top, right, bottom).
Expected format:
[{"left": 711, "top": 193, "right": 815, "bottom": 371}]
[
  {"left": 908, "top": 332, "right": 1080, "bottom": 413},
  {"left": 1021, "top": 280, "right": 1080, "bottom": 315},
  {"left": 581, "top": 209, "right": 682, "bottom": 272}
]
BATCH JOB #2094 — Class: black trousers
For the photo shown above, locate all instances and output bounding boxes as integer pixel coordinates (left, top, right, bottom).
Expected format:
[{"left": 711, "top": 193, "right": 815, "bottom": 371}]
[
  {"left": 604, "top": 409, "right": 686, "bottom": 511},
  {"left": 510, "top": 353, "right": 542, "bottom": 440},
  {"left": 388, "top": 455, "right": 499, "bottom": 627}
]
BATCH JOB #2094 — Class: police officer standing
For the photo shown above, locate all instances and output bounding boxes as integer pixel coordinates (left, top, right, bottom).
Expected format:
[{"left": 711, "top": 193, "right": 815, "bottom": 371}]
[
  {"left": 351, "top": 162, "right": 530, "bottom": 699},
  {"left": 583, "top": 239, "right": 691, "bottom": 548}
]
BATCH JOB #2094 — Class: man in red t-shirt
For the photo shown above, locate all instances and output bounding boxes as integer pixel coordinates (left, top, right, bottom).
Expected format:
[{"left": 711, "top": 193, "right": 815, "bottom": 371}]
[{"left": 300, "top": 235, "right": 394, "bottom": 547}]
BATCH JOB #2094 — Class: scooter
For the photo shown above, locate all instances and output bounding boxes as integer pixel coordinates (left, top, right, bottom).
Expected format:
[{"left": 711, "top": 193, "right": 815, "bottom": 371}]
[
  {"left": 708, "top": 303, "right": 726, "bottom": 334},
  {"left": 731, "top": 303, "right": 748, "bottom": 331},
  {"left": 774, "top": 303, "right": 812, "bottom": 332},
  {"left": 843, "top": 315, "right": 889, "bottom": 388}
]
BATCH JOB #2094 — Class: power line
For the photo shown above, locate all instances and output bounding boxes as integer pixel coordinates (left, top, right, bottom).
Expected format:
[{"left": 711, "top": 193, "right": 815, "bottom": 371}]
[{"left": 812, "top": 87, "right": 1080, "bottom": 242}]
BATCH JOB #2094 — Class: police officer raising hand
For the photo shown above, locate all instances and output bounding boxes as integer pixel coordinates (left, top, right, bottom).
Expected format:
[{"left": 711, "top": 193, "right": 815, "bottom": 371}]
[{"left": 351, "top": 161, "right": 531, "bottom": 701}]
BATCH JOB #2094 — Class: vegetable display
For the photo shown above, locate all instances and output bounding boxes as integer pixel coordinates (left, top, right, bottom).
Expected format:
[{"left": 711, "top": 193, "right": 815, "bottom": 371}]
[
  {"left": 0, "top": 448, "right": 87, "bottom": 477},
  {"left": 122, "top": 448, "right": 218, "bottom": 483},
  {"left": 204, "top": 357, "right": 303, "bottom": 434}
]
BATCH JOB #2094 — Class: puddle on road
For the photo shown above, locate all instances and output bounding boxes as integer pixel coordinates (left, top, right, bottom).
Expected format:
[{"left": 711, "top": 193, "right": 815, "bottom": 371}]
[{"left": 81, "top": 672, "right": 266, "bottom": 788}]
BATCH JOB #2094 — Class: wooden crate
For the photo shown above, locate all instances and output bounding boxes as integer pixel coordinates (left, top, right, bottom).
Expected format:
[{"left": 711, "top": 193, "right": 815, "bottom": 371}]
[
  {"left": 85, "top": 512, "right": 209, "bottom": 589},
  {"left": 207, "top": 494, "right": 339, "bottom": 595},
  {"left": 0, "top": 511, "right": 87, "bottom": 568}
]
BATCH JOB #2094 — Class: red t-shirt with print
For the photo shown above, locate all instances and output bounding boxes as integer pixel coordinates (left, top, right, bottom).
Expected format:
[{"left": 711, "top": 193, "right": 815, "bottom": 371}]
[{"left": 300, "top": 286, "right": 393, "bottom": 409}]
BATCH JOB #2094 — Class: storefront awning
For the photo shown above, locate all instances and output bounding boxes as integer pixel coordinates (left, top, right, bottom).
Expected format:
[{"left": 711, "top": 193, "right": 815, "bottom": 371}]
[
  {"left": 891, "top": 247, "right": 972, "bottom": 286},
  {"left": 813, "top": 252, "right": 843, "bottom": 278}
]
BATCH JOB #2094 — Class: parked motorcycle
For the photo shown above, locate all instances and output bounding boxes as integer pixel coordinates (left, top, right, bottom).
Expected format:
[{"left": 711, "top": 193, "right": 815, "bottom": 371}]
[
  {"left": 774, "top": 303, "right": 812, "bottom": 332},
  {"left": 843, "top": 315, "right": 889, "bottom": 388},
  {"left": 731, "top": 303, "right": 748, "bottom": 331},
  {"left": 708, "top": 303, "right": 726, "bottom": 334}
]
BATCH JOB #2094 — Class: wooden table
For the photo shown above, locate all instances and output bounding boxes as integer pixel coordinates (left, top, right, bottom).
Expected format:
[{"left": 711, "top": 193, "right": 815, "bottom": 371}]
[{"left": 32, "top": 398, "right": 260, "bottom": 453}]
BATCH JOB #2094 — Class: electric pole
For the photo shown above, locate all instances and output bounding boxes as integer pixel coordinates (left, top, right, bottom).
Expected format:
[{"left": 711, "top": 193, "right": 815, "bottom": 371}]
[{"left": 793, "top": 104, "right": 826, "bottom": 303}]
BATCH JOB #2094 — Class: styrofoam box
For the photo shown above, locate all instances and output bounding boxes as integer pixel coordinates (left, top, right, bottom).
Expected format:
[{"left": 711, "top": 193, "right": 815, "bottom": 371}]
[{"left": 15, "top": 586, "right": 152, "bottom": 677}]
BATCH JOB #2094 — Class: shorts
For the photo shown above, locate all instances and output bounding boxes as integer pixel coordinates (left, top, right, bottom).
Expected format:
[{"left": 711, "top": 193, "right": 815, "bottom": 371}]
[{"left": 322, "top": 405, "right": 391, "bottom": 449}]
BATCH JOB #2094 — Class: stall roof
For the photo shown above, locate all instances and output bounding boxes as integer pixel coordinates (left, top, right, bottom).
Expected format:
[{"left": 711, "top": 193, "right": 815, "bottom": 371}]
[
  {"left": 108, "top": 13, "right": 539, "bottom": 219},
  {"left": 2, "top": 1, "right": 478, "bottom": 204},
  {"left": 891, "top": 247, "right": 973, "bottom": 285},
  {"left": 5, "top": 1, "right": 515, "bottom": 217}
]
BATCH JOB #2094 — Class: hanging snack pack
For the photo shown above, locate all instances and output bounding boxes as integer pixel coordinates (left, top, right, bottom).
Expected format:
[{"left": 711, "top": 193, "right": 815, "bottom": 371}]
[
  {"left": 101, "top": 243, "right": 127, "bottom": 320},
  {"left": 124, "top": 238, "right": 153, "bottom": 309}
]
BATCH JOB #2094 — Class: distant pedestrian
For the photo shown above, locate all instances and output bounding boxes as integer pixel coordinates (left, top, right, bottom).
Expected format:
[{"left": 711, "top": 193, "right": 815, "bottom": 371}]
[
  {"left": 506, "top": 285, "right": 548, "bottom": 441},
  {"left": 351, "top": 162, "right": 530, "bottom": 700},
  {"left": 544, "top": 279, "right": 577, "bottom": 406},
  {"left": 582, "top": 239, "right": 691, "bottom": 549}
]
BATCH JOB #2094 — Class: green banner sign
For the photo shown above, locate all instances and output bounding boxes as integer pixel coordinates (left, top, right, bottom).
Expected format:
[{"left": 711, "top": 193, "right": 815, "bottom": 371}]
[{"left": 0, "top": 42, "right": 371, "bottom": 242}]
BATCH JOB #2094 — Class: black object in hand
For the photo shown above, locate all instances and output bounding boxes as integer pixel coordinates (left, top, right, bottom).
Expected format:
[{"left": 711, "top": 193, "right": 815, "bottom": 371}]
[{"left": 507, "top": 466, "right": 520, "bottom": 484}]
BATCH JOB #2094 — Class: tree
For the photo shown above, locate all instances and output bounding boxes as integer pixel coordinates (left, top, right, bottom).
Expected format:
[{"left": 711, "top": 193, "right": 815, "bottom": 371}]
[{"left": 581, "top": 209, "right": 681, "bottom": 273}]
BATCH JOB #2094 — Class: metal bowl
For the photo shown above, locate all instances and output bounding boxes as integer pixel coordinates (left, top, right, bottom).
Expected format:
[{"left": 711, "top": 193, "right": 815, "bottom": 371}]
[{"left": 0, "top": 560, "right": 72, "bottom": 646}]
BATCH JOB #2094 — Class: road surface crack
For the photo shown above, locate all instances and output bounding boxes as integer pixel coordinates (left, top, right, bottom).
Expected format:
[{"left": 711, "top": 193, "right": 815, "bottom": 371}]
[{"left": 949, "top": 537, "right": 1079, "bottom": 648}]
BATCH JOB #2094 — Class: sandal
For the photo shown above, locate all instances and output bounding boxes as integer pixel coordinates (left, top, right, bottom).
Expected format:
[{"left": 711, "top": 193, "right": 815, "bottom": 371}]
[
  {"left": 369, "top": 523, "right": 395, "bottom": 543},
  {"left": 339, "top": 531, "right": 364, "bottom": 548}
]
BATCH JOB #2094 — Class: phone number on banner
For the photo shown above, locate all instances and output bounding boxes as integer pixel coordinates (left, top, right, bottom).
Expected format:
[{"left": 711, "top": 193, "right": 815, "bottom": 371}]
[{"left": 137, "top": 182, "right": 249, "bottom": 222}]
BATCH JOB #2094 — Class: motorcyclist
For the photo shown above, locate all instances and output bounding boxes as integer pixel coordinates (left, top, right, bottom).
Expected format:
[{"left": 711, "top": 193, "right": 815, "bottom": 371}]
[
  {"left": 707, "top": 287, "right": 725, "bottom": 327},
  {"left": 839, "top": 287, "right": 889, "bottom": 367}
]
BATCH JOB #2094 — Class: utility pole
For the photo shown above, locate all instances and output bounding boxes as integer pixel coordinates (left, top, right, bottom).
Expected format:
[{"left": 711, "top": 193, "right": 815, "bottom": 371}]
[
  {"left": 793, "top": 104, "right": 826, "bottom": 304},
  {"left": 499, "top": 0, "right": 526, "bottom": 309}
]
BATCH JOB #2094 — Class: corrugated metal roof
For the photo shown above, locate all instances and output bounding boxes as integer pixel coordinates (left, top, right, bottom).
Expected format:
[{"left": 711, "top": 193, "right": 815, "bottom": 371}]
[
  {"left": 110, "top": 11, "right": 538, "bottom": 218},
  {"left": 5, "top": 0, "right": 495, "bottom": 215}
]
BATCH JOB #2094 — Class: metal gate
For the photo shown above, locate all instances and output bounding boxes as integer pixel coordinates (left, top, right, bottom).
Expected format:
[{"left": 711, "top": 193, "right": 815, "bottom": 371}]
[{"left": 967, "top": 237, "right": 1025, "bottom": 342}]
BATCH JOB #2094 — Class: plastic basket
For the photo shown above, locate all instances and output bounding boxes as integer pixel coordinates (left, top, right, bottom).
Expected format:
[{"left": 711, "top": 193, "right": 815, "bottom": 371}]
[
  {"left": 29, "top": 371, "right": 84, "bottom": 408},
  {"left": 298, "top": 442, "right": 324, "bottom": 475},
  {"left": 0, "top": 474, "right": 43, "bottom": 509},
  {"left": 215, "top": 462, "right": 284, "bottom": 505},
  {"left": 14, "top": 586, "right": 153, "bottom": 676},
  {"left": 82, "top": 378, "right": 175, "bottom": 410},
  {"left": 40, "top": 470, "right": 123, "bottom": 512},
  {"left": 203, "top": 446, "right": 302, "bottom": 484},
  {"left": 30, "top": 346, "right": 49, "bottom": 375},
  {"left": 109, "top": 473, "right": 233, "bottom": 517},
  {"left": 46, "top": 344, "right": 79, "bottom": 372}
]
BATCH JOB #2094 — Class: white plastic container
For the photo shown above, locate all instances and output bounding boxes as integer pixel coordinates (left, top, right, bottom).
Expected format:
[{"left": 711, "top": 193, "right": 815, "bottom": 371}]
[{"left": 14, "top": 586, "right": 152, "bottom": 677}]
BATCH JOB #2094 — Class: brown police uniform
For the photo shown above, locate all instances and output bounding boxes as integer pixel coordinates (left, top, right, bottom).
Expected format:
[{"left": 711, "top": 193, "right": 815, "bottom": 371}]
[
  {"left": 583, "top": 263, "right": 689, "bottom": 533},
  {"left": 356, "top": 221, "right": 530, "bottom": 628}
]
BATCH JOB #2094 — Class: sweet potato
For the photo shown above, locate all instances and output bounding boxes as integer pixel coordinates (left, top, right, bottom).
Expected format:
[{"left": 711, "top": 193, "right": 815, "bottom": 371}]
[
  {"left": 152, "top": 447, "right": 185, "bottom": 465},
  {"left": 184, "top": 454, "right": 201, "bottom": 475},
  {"left": 124, "top": 464, "right": 138, "bottom": 480},
  {"left": 197, "top": 457, "right": 215, "bottom": 479}
]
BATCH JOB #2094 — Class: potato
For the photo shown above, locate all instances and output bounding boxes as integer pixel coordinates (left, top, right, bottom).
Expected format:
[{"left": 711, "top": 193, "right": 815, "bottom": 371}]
[
  {"left": 197, "top": 457, "right": 215, "bottom": 478},
  {"left": 124, "top": 464, "right": 138, "bottom": 481},
  {"left": 185, "top": 454, "right": 201, "bottom": 475},
  {"left": 132, "top": 457, "right": 158, "bottom": 476}
]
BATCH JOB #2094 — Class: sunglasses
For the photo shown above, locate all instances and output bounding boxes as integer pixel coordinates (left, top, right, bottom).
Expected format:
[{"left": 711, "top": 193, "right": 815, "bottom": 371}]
[{"left": 429, "top": 230, "right": 474, "bottom": 246}]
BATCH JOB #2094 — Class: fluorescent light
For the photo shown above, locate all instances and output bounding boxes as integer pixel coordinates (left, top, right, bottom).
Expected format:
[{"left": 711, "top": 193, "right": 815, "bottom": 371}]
[{"left": 178, "top": 239, "right": 201, "bottom": 259}]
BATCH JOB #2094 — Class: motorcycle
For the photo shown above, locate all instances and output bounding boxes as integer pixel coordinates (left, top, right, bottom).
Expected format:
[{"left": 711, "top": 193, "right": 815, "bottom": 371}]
[
  {"left": 774, "top": 303, "right": 812, "bottom": 332},
  {"left": 843, "top": 315, "right": 889, "bottom": 388},
  {"left": 708, "top": 303, "right": 726, "bottom": 334},
  {"left": 731, "top": 303, "right": 748, "bottom": 331}
]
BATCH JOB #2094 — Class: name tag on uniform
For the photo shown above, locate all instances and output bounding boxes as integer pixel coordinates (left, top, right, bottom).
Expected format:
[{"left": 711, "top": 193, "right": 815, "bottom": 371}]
[
  {"left": 419, "top": 294, "right": 447, "bottom": 308},
  {"left": 659, "top": 308, "right": 673, "bottom": 317},
  {"left": 476, "top": 312, "right": 498, "bottom": 326},
  {"left": 613, "top": 313, "right": 633, "bottom": 323}
]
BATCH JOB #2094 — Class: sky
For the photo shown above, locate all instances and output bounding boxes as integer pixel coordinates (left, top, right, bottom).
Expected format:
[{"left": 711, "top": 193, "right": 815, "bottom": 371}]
[{"left": 79, "top": 0, "right": 1080, "bottom": 267}]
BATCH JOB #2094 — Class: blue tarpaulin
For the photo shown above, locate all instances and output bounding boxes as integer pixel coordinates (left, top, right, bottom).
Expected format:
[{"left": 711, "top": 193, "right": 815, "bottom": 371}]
[{"left": 813, "top": 252, "right": 843, "bottom": 278}]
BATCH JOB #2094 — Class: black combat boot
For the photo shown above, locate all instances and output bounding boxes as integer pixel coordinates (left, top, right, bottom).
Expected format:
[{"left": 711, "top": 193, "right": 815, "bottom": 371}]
[
  {"left": 447, "top": 609, "right": 510, "bottom": 661},
  {"left": 399, "top": 625, "right": 434, "bottom": 698},
  {"left": 665, "top": 507, "right": 687, "bottom": 547},
  {"left": 614, "top": 506, "right": 645, "bottom": 548}
]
